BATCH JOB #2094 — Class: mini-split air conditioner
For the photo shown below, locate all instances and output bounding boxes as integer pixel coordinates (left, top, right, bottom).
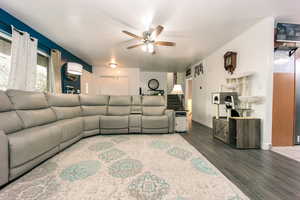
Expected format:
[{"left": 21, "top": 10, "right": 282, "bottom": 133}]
[{"left": 67, "top": 62, "right": 83, "bottom": 76}]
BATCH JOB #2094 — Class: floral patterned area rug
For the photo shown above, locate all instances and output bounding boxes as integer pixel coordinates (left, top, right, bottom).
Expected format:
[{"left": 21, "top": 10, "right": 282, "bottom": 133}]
[{"left": 0, "top": 134, "right": 249, "bottom": 200}]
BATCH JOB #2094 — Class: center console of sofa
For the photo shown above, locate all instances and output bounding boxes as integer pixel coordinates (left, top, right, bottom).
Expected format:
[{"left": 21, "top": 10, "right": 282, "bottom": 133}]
[{"left": 0, "top": 90, "right": 175, "bottom": 187}]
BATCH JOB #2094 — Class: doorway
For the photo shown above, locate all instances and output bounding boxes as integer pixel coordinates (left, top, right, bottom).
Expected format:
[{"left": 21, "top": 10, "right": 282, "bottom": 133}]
[{"left": 185, "top": 78, "right": 193, "bottom": 117}]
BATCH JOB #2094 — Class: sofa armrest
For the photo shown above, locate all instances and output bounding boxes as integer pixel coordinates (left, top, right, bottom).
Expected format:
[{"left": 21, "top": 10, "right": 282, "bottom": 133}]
[
  {"left": 165, "top": 109, "right": 175, "bottom": 133},
  {"left": 0, "top": 130, "right": 9, "bottom": 186}
]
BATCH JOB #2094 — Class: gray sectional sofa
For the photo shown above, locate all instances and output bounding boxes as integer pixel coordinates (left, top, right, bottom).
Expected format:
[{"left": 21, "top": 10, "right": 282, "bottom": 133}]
[{"left": 0, "top": 90, "right": 174, "bottom": 187}]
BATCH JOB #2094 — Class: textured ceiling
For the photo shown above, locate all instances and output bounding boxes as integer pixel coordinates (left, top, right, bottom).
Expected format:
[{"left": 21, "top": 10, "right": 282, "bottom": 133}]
[{"left": 1, "top": 0, "right": 300, "bottom": 72}]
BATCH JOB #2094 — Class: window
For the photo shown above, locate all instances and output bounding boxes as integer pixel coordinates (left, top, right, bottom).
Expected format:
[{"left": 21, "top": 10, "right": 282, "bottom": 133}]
[
  {"left": 0, "top": 36, "right": 11, "bottom": 90},
  {"left": 36, "top": 53, "right": 49, "bottom": 92},
  {"left": 0, "top": 33, "right": 50, "bottom": 91}
]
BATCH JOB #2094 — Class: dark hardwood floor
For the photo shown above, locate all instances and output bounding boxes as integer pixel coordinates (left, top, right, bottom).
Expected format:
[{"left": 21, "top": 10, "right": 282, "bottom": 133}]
[{"left": 181, "top": 121, "right": 300, "bottom": 200}]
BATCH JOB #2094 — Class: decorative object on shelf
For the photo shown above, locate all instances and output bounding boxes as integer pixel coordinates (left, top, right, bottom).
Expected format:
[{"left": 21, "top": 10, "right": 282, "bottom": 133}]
[
  {"left": 224, "top": 51, "right": 237, "bottom": 74},
  {"left": 194, "top": 62, "right": 204, "bottom": 78},
  {"left": 211, "top": 92, "right": 238, "bottom": 119},
  {"left": 148, "top": 79, "right": 159, "bottom": 90}
]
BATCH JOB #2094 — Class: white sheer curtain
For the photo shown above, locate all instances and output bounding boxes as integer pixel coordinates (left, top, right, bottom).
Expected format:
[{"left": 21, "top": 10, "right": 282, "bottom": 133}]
[
  {"left": 48, "top": 50, "right": 56, "bottom": 93},
  {"left": 8, "top": 26, "right": 38, "bottom": 91}
]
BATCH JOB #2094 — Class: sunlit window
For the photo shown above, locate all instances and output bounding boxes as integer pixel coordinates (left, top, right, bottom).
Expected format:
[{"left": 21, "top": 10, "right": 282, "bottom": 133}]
[
  {"left": 0, "top": 36, "right": 11, "bottom": 91},
  {"left": 36, "top": 53, "right": 49, "bottom": 92},
  {"left": 0, "top": 33, "right": 50, "bottom": 91}
]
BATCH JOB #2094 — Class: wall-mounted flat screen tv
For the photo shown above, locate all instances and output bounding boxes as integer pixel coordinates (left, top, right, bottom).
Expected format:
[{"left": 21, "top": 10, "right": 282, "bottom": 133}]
[{"left": 276, "top": 23, "right": 300, "bottom": 43}]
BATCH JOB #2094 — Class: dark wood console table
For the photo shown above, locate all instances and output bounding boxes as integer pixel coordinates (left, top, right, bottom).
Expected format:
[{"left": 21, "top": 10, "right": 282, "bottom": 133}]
[{"left": 213, "top": 117, "right": 261, "bottom": 149}]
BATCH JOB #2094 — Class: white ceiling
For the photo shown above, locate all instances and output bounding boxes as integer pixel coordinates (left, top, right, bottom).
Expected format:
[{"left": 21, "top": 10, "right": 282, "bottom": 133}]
[{"left": 1, "top": 0, "right": 300, "bottom": 72}]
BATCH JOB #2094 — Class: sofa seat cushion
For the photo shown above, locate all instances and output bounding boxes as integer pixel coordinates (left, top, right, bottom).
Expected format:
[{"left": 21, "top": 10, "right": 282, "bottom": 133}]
[
  {"left": 55, "top": 117, "right": 83, "bottom": 142},
  {"left": 101, "top": 116, "right": 129, "bottom": 129},
  {"left": 83, "top": 116, "right": 100, "bottom": 131},
  {"left": 8, "top": 124, "right": 61, "bottom": 168},
  {"left": 142, "top": 115, "right": 169, "bottom": 129}
]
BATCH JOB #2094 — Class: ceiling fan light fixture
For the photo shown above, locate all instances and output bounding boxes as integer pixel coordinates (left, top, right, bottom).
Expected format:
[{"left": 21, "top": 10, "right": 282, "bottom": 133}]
[
  {"left": 141, "top": 44, "right": 147, "bottom": 52},
  {"left": 147, "top": 43, "right": 154, "bottom": 53}
]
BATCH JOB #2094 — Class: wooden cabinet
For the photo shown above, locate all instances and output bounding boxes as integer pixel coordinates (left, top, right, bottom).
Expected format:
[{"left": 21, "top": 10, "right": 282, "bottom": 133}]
[
  {"left": 213, "top": 117, "right": 261, "bottom": 149},
  {"left": 213, "top": 117, "right": 230, "bottom": 144},
  {"left": 229, "top": 117, "right": 261, "bottom": 149}
]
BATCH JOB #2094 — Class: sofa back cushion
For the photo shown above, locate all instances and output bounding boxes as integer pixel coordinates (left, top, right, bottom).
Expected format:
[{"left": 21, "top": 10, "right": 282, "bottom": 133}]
[
  {"left": 0, "top": 91, "right": 24, "bottom": 134},
  {"left": 79, "top": 94, "right": 108, "bottom": 116},
  {"left": 131, "top": 96, "right": 142, "bottom": 114},
  {"left": 46, "top": 93, "right": 81, "bottom": 120},
  {"left": 108, "top": 96, "right": 131, "bottom": 116},
  {"left": 142, "top": 96, "right": 166, "bottom": 116},
  {"left": 6, "top": 90, "right": 56, "bottom": 129}
]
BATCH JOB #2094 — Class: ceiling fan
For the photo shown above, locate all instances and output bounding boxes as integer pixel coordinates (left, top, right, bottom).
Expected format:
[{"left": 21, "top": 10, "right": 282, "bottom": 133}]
[{"left": 122, "top": 25, "right": 176, "bottom": 54}]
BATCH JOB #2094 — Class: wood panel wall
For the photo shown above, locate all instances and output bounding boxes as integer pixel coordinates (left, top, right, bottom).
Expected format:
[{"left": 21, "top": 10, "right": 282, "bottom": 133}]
[{"left": 272, "top": 72, "right": 295, "bottom": 146}]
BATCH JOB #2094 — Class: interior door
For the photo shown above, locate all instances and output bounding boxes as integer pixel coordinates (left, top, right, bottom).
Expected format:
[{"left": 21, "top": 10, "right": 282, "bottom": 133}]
[
  {"left": 295, "top": 50, "right": 300, "bottom": 144},
  {"left": 272, "top": 50, "right": 295, "bottom": 146}
]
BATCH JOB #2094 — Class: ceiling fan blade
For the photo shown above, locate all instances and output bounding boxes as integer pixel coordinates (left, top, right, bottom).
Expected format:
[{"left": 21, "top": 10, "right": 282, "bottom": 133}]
[
  {"left": 154, "top": 41, "right": 176, "bottom": 46},
  {"left": 122, "top": 30, "right": 143, "bottom": 40},
  {"left": 127, "top": 43, "right": 144, "bottom": 49},
  {"left": 152, "top": 25, "right": 164, "bottom": 38}
]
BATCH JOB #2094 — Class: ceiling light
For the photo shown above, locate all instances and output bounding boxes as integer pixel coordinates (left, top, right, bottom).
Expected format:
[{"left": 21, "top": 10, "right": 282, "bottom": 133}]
[
  {"left": 109, "top": 63, "right": 118, "bottom": 68},
  {"left": 142, "top": 44, "right": 147, "bottom": 52},
  {"left": 147, "top": 43, "right": 154, "bottom": 53}
]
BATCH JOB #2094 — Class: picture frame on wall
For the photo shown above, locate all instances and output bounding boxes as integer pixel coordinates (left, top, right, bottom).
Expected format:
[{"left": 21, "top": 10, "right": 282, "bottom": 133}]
[{"left": 194, "top": 62, "right": 204, "bottom": 78}]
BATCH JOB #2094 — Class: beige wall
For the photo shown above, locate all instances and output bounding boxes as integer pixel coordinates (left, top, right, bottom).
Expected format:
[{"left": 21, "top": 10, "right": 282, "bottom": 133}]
[{"left": 81, "top": 69, "right": 98, "bottom": 95}]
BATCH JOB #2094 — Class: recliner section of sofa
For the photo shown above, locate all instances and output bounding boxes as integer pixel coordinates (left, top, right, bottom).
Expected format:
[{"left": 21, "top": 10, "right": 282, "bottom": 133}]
[
  {"left": 101, "top": 96, "right": 131, "bottom": 134},
  {"left": 5, "top": 90, "right": 61, "bottom": 181},
  {"left": 79, "top": 94, "right": 108, "bottom": 137},
  {"left": 0, "top": 90, "right": 175, "bottom": 187},
  {"left": 46, "top": 93, "right": 83, "bottom": 150},
  {"left": 141, "top": 96, "right": 174, "bottom": 134}
]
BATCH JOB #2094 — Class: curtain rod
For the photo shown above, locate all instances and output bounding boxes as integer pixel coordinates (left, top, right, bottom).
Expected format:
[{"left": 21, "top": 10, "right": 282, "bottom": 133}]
[
  {"left": 11, "top": 25, "right": 36, "bottom": 42},
  {"left": 0, "top": 20, "right": 51, "bottom": 52}
]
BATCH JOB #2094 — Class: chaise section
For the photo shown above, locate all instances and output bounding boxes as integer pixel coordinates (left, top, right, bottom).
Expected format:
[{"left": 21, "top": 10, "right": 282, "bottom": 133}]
[
  {"left": 141, "top": 96, "right": 174, "bottom": 133},
  {"left": 5, "top": 90, "right": 61, "bottom": 181},
  {"left": 46, "top": 93, "right": 83, "bottom": 150},
  {"left": 79, "top": 94, "right": 108, "bottom": 137},
  {"left": 100, "top": 96, "right": 131, "bottom": 134}
]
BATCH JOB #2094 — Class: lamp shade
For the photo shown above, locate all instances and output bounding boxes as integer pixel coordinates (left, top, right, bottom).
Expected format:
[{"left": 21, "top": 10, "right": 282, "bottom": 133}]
[{"left": 171, "top": 84, "right": 183, "bottom": 95}]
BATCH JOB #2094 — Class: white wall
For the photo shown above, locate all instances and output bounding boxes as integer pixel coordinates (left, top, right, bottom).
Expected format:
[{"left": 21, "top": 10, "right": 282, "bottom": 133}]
[
  {"left": 191, "top": 17, "right": 274, "bottom": 150},
  {"left": 140, "top": 71, "right": 167, "bottom": 95},
  {"left": 93, "top": 67, "right": 140, "bottom": 95},
  {"left": 81, "top": 69, "right": 98, "bottom": 95}
]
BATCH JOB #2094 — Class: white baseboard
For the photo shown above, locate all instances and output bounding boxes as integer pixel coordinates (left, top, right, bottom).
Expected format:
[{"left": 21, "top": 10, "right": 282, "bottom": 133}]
[{"left": 261, "top": 143, "right": 272, "bottom": 150}]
